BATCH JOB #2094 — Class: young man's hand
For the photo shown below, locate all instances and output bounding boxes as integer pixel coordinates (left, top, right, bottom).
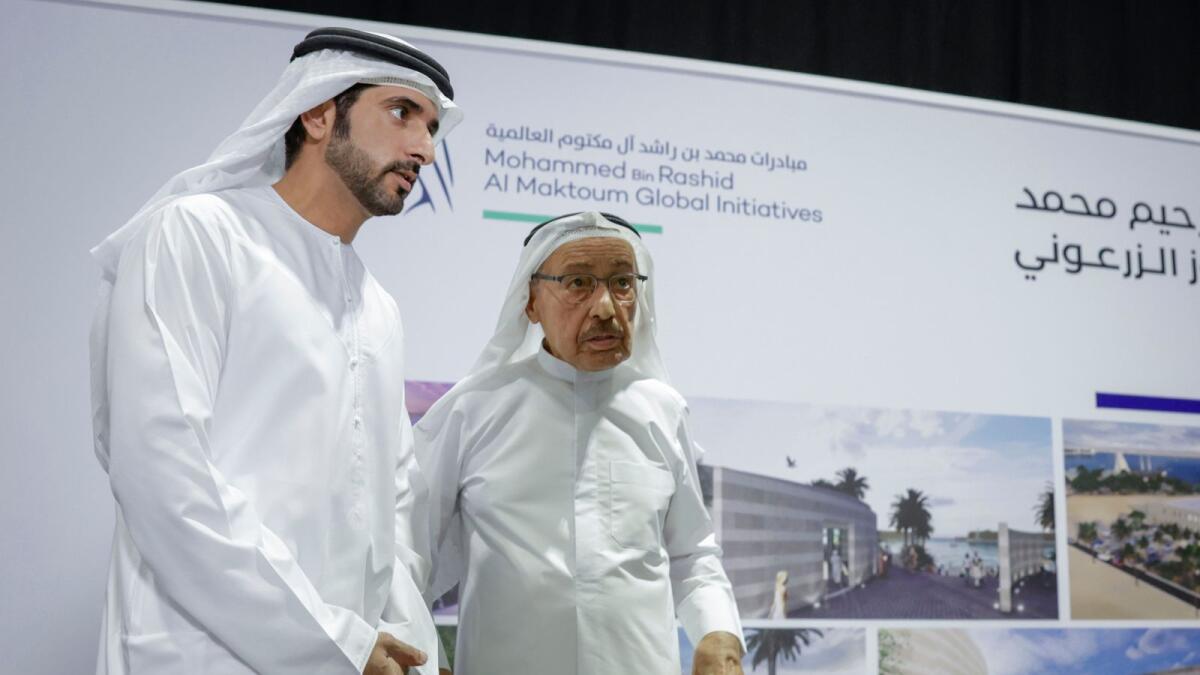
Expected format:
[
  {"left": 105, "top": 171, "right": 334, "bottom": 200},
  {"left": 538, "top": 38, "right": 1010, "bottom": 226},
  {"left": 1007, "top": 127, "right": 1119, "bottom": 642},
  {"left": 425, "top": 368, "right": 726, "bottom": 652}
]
[{"left": 363, "top": 632, "right": 428, "bottom": 675}]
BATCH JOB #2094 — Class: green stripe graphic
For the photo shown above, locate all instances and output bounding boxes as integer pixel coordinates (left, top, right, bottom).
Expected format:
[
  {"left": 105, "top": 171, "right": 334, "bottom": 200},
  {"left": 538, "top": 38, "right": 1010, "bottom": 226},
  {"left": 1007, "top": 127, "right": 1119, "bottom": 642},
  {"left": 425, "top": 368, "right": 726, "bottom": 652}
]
[{"left": 482, "top": 210, "right": 663, "bottom": 235}]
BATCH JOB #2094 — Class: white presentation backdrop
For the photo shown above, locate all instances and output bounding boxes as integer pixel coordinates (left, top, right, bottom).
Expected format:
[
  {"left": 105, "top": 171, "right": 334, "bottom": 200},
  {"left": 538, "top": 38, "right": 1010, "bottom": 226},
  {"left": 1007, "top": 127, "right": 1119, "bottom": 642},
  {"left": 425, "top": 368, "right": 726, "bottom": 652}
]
[{"left": 4, "top": 0, "right": 1200, "bottom": 673}]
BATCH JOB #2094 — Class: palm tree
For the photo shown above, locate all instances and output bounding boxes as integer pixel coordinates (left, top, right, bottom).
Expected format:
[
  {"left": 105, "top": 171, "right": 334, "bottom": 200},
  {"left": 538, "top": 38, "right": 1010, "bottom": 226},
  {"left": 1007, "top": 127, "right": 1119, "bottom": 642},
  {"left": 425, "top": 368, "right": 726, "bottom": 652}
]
[
  {"left": 835, "top": 468, "right": 870, "bottom": 500},
  {"left": 913, "top": 492, "right": 933, "bottom": 547},
  {"left": 746, "top": 628, "right": 824, "bottom": 675},
  {"left": 1178, "top": 544, "right": 1197, "bottom": 567},
  {"left": 1113, "top": 517, "right": 1133, "bottom": 542},
  {"left": 1122, "top": 542, "right": 1138, "bottom": 563},
  {"left": 913, "top": 519, "right": 934, "bottom": 545},
  {"left": 1070, "top": 466, "right": 1104, "bottom": 493},
  {"left": 1077, "top": 521, "right": 1099, "bottom": 545},
  {"left": 890, "top": 494, "right": 913, "bottom": 548},
  {"left": 890, "top": 489, "right": 933, "bottom": 549},
  {"left": 1178, "top": 545, "right": 1200, "bottom": 590},
  {"left": 1034, "top": 482, "right": 1055, "bottom": 531},
  {"left": 1129, "top": 510, "right": 1147, "bottom": 530}
]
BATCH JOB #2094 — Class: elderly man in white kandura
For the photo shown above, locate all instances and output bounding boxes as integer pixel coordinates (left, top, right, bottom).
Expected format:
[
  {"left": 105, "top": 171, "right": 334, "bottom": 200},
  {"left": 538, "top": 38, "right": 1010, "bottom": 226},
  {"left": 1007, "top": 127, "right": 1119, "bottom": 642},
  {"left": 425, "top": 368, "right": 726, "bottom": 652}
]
[
  {"left": 89, "top": 27, "right": 462, "bottom": 675},
  {"left": 415, "top": 211, "right": 745, "bottom": 674}
]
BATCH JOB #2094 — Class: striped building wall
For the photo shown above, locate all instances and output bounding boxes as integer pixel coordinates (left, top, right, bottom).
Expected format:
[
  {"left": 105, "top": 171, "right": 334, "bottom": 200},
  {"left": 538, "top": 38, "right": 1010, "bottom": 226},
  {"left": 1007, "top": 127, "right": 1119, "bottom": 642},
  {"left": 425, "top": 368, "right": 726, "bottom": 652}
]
[
  {"left": 699, "top": 464, "right": 879, "bottom": 617},
  {"left": 997, "top": 523, "right": 1049, "bottom": 613}
]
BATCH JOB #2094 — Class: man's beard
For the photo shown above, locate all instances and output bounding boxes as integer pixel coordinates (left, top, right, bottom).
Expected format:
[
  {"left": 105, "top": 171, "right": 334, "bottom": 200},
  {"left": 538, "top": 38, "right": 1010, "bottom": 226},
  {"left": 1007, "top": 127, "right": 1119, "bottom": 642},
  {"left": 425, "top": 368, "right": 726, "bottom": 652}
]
[{"left": 324, "top": 134, "right": 415, "bottom": 217}]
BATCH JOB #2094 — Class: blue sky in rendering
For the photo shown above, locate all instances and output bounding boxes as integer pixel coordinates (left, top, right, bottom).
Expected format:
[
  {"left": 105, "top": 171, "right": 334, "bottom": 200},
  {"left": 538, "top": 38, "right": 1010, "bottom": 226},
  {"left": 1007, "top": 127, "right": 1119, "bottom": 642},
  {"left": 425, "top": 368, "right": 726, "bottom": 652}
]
[
  {"left": 687, "top": 397, "right": 1053, "bottom": 536},
  {"left": 972, "top": 628, "right": 1200, "bottom": 675}
]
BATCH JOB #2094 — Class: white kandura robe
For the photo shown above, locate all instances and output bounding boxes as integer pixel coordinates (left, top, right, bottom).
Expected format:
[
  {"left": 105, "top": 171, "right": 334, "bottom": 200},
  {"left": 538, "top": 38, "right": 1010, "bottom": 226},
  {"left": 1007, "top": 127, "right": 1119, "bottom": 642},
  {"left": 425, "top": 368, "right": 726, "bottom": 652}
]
[
  {"left": 91, "top": 186, "right": 437, "bottom": 674},
  {"left": 767, "top": 584, "right": 788, "bottom": 620},
  {"left": 417, "top": 349, "right": 743, "bottom": 675}
]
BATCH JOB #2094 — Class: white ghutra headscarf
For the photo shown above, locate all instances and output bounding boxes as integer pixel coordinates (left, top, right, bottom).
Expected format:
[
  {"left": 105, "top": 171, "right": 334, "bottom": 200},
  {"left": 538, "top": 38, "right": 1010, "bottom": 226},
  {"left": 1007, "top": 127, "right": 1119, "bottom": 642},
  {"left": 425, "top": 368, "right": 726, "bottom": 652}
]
[
  {"left": 90, "top": 30, "right": 463, "bottom": 470},
  {"left": 92, "top": 35, "right": 463, "bottom": 278},
  {"left": 414, "top": 211, "right": 671, "bottom": 602},
  {"left": 468, "top": 211, "right": 667, "bottom": 383}
]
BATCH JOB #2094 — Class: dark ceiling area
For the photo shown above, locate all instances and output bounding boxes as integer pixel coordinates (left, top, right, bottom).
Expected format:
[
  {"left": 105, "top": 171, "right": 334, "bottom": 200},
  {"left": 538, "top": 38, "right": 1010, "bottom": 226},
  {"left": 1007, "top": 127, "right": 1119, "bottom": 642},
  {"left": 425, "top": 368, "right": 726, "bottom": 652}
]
[{"left": 216, "top": 1, "right": 1200, "bottom": 132}]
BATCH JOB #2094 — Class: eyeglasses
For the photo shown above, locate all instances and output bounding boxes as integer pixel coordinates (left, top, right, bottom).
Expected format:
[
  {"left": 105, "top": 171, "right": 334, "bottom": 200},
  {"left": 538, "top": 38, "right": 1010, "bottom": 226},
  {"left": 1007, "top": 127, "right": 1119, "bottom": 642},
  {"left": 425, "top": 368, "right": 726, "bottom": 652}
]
[{"left": 531, "top": 272, "right": 648, "bottom": 305}]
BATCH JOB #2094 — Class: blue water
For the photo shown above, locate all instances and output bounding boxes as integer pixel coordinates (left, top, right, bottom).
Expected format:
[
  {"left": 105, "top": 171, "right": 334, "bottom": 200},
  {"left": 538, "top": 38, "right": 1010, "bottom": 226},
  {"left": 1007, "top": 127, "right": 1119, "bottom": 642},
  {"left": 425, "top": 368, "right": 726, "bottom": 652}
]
[
  {"left": 885, "top": 538, "right": 1000, "bottom": 574},
  {"left": 1066, "top": 452, "right": 1200, "bottom": 485}
]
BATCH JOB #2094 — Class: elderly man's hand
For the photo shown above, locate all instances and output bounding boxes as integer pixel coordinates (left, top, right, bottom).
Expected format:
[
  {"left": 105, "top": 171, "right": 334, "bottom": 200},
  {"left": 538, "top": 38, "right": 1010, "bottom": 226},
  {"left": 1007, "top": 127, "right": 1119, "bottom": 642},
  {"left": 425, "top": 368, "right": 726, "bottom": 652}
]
[
  {"left": 692, "top": 630, "right": 744, "bottom": 675},
  {"left": 363, "top": 632, "right": 427, "bottom": 675}
]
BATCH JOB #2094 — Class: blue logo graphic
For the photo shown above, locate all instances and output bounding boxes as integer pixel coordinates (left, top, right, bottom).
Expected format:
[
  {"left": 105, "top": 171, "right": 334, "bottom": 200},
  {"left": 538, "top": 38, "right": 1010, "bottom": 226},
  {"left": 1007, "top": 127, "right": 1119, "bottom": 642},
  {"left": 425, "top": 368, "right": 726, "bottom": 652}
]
[{"left": 404, "top": 139, "right": 455, "bottom": 214}]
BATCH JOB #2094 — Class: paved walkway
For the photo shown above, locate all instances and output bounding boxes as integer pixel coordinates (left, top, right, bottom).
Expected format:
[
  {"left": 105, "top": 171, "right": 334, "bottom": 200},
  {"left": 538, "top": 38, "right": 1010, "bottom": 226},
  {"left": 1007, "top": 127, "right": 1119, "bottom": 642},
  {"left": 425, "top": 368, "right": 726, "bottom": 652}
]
[
  {"left": 1069, "top": 546, "right": 1200, "bottom": 619},
  {"left": 789, "top": 567, "right": 1058, "bottom": 619}
]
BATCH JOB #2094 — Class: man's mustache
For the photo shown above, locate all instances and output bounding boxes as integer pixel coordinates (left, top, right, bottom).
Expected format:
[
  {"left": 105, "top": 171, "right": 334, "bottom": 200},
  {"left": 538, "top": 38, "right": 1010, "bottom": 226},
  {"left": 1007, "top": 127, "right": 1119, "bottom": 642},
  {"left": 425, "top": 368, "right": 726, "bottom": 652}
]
[
  {"left": 381, "top": 160, "right": 421, "bottom": 179},
  {"left": 580, "top": 320, "right": 624, "bottom": 342},
  {"left": 384, "top": 159, "right": 421, "bottom": 174}
]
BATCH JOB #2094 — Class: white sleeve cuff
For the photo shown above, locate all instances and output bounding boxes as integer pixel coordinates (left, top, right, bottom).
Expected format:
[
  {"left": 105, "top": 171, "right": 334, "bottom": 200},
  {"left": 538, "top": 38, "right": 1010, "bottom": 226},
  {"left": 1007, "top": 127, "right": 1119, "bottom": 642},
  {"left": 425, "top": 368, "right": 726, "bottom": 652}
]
[
  {"left": 345, "top": 616, "right": 378, "bottom": 675},
  {"left": 676, "top": 586, "right": 745, "bottom": 652},
  {"left": 437, "top": 630, "right": 450, "bottom": 672}
]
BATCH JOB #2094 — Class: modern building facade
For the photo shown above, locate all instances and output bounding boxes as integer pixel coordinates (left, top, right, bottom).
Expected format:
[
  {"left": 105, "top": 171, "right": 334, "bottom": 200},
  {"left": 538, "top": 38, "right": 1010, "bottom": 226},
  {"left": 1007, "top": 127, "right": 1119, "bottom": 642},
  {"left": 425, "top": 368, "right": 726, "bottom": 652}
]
[
  {"left": 699, "top": 464, "right": 879, "bottom": 616},
  {"left": 884, "top": 629, "right": 988, "bottom": 675},
  {"left": 1143, "top": 497, "right": 1200, "bottom": 531},
  {"left": 997, "top": 522, "right": 1051, "bottom": 613}
]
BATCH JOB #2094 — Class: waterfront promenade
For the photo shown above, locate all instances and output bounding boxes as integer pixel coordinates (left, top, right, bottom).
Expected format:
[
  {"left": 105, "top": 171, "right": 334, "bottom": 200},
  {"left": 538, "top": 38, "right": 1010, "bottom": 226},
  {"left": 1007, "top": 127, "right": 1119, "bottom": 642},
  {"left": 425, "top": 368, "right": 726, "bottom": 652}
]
[{"left": 789, "top": 566, "right": 1057, "bottom": 619}]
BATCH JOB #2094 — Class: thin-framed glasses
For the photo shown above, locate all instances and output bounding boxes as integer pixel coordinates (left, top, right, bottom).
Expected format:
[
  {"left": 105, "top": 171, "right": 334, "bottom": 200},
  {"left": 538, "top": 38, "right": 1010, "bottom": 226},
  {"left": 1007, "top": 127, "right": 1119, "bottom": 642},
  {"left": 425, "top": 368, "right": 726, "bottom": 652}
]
[{"left": 531, "top": 272, "right": 648, "bottom": 305}]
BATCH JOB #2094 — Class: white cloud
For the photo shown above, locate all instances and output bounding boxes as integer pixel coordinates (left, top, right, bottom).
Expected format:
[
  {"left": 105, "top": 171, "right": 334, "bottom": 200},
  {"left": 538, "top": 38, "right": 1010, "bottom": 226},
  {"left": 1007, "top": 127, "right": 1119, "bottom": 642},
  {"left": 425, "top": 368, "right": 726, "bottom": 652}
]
[
  {"left": 1126, "top": 629, "right": 1193, "bottom": 660},
  {"left": 796, "top": 628, "right": 862, "bottom": 660},
  {"left": 1064, "top": 419, "right": 1200, "bottom": 455},
  {"left": 779, "top": 628, "right": 865, "bottom": 675},
  {"left": 872, "top": 408, "right": 909, "bottom": 439},
  {"left": 689, "top": 399, "right": 1053, "bottom": 535},
  {"left": 907, "top": 409, "right": 948, "bottom": 439},
  {"left": 972, "top": 629, "right": 1102, "bottom": 675}
]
